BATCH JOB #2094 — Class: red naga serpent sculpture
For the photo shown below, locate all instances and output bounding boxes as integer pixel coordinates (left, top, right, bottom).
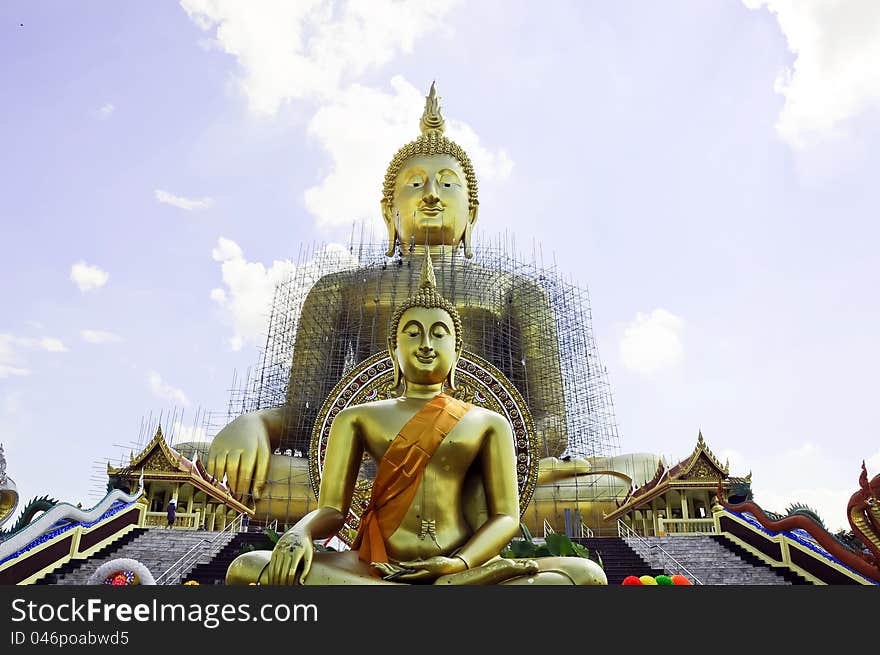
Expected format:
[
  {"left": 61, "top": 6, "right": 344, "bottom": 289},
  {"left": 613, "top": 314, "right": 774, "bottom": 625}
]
[{"left": 717, "top": 462, "right": 880, "bottom": 583}]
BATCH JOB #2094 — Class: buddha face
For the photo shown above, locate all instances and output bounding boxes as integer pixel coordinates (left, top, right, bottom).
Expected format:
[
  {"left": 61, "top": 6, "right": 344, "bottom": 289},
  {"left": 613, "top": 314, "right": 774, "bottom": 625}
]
[
  {"left": 392, "top": 306, "right": 459, "bottom": 386},
  {"left": 383, "top": 153, "right": 476, "bottom": 249}
]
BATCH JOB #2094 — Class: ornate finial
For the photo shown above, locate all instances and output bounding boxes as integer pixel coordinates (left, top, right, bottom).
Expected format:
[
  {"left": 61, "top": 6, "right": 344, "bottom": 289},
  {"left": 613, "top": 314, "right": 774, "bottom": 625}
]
[
  {"left": 419, "top": 81, "right": 446, "bottom": 135},
  {"left": 419, "top": 251, "right": 437, "bottom": 290},
  {"left": 697, "top": 430, "right": 704, "bottom": 445}
]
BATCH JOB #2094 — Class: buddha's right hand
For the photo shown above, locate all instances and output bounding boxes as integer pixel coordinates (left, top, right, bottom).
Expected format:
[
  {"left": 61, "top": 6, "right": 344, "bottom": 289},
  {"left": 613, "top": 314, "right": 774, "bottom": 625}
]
[
  {"left": 206, "top": 410, "right": 274, "bottom": 502},
  {"left": 267, "top": 530, "right": 313, "bottom": 585}
]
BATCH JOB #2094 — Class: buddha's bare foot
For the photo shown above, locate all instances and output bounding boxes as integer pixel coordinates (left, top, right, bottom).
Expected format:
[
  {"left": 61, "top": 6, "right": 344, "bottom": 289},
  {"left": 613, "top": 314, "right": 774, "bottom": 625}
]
[{"left": 433, "top": 558, "right": 539, "bottom": 585}]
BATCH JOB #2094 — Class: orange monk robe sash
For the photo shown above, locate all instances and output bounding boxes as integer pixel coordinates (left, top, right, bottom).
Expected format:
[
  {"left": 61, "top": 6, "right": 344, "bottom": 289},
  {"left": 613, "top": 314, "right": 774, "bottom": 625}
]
[{"left": 352, "top": 393, "right": 471, "bottom": 565}]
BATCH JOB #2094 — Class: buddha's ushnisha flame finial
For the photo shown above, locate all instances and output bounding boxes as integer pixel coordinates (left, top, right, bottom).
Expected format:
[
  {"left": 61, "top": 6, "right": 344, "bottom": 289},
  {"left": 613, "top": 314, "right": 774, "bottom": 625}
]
[
  {"left": 419, "top": 250, "right": 438, "bottom": 290},
  {"left": 419, "top": 81, "right": 446, "bottom": 135}
]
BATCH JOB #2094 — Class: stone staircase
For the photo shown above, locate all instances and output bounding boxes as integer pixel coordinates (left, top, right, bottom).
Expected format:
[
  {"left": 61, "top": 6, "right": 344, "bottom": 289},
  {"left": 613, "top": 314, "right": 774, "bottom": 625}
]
[
  {"left": 575, "top": 537, "right": 666, "bottom": 585},
  {"left": 625, "top": 535, "right": 810, "bottom": 585},
  {"left": 184, "top": 531, "right": 275, "bottom": 585},
  {"left": 35, "top": 527, "right": 148, "bottom": 585},
  {"left": 40, "top": 528, "right": 237, "bottom": 585}
]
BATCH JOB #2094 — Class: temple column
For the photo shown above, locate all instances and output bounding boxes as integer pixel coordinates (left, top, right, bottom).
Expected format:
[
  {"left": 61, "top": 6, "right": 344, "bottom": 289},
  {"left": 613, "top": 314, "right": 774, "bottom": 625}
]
[
  {"left": 680, "top": 492, "right": 690, "bottom": 521},
  {"left": 215, "top": 504, "right": 227, "bottom": 531},
  {"left": 206, "top": 503, "right": 216, "bottom": 531}
]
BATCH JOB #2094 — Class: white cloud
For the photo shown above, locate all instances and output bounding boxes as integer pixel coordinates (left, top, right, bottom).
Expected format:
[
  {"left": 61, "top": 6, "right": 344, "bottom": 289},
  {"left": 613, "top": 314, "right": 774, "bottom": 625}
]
[
  {"left": 211, "top": 237, "right": 296, "bottom": 351},
  {"left": 97, "top": 103, "right": 115, "bottom": 118},
  {"left": 180, "top": 1, "right": 510, "bottom": 229},
  {"left": 0, "top": 365, "right": 30, "bottom": 378},
  {"left": 148, "top": 371, "right": 190, "bottom": 406},
  {"left": 70, "top": 261, "right": 109, "bottom": 292},
  {"left": 38, "top": 338, "right": 67, "bottom": 353},
  {"left": 154, "top": 189, "right": 215, "bottom": 211},
  {"left": 169, "top": 419, "right": 208, "bottom": 445},
  {"left": 619, "top": 308, "right": 684, "bottom": 376},
  {"left": 210, "top": 237, "right": 358, "bottom": 351},
  {"left": 743, "top": 0, "right": 880, "bottom": 148},
  {"left": 0, "top": 334, "right": 66, "bottom": 377},
  {"left": 181, "top": 0, "right": 463, "bottom": 115},
  {"left": 80, "top": 330, "right": 123, "bottom": 344}
]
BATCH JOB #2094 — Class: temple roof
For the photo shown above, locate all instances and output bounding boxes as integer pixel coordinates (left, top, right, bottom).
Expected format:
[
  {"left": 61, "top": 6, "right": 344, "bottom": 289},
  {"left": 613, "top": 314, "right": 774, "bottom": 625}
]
[
  {"left": 107, "top": 426, "right": 252, "bottom": 515},
  {"left": 604, "top": 431, "right": 745, "bottom": 521}
]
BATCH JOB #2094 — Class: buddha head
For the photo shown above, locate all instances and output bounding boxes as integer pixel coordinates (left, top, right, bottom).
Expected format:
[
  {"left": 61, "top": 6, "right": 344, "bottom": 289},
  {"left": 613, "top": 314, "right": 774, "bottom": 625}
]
[
  {"left": 388, "top": 254, "right": 462, "bottom": 391},
  {"left": 381, "top": 83, "right": 479, "bottom": 258}
]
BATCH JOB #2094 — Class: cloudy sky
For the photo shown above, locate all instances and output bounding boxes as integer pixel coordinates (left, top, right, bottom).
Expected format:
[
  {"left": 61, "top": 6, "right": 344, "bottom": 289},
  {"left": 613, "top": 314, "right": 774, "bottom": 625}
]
[{"left": 2, "top": 1, "right": 879, "bottom": 533}]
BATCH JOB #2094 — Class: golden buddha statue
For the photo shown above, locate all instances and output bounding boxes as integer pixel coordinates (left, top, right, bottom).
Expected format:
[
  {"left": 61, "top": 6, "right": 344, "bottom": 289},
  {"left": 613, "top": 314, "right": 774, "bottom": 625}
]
[
  {"left": 208, "top": 84, "right": 566, "bottom": 502},
  {"left": 226, "top": 255, "right": 606, "bottom": 585},
  {"left": 206, "top": 83, "right": 660, "bottom": 534}
]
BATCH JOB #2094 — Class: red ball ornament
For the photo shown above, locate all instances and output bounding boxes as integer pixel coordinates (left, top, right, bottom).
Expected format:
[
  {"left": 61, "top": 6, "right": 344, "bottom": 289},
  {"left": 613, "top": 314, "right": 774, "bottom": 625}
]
[
  {"left": 671, "top": 574, "right": 692, "bottom": 585},
  {"left": 622, "top": 575, "right": 643, "bottom": 585}
]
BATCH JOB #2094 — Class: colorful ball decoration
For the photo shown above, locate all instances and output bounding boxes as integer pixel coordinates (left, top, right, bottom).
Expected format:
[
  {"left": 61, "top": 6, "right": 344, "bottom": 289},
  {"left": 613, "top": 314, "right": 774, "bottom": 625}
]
[
  {"left": 655, "top": 575, "right": 674, "bottom": 586},
  {"left": 622, "top": 575, "right": 643, "bottom": 585},
  {"left": 671, "top": 574, "right": 693, "bottom": 585},
  {"left": 639, "top": 575, "right": 658, "bottom": 585},
  {"left": 87, "top": 558, "right": 156, "bottom": 585}
]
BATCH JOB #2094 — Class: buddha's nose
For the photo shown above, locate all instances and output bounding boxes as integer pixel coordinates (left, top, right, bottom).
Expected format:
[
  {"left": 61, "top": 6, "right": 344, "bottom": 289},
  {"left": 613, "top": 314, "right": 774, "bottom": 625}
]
[{"left": 422, "top": 178, "right": 439, "bottom": 203}]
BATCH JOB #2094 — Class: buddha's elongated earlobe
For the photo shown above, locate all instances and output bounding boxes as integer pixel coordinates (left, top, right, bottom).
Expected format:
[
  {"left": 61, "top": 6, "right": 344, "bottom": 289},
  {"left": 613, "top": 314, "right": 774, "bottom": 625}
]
[
  {"left": 463, "top": 205, "right": 478, "bottom": 259},
  {"left": 381, "top": 200, "right": 398, "bottom": 257},
  {"left": 446, "top": 347, "right": 462, "bottom": 391},
  {"left": 388, "top": 338, "right": 401, "bottom": 389}
]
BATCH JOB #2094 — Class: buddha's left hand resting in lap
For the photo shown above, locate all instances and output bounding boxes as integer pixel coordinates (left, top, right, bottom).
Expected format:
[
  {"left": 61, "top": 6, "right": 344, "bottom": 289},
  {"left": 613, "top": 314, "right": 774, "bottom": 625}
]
[{"left": 226, "top": 256, "right": 606, "bottom": 586}]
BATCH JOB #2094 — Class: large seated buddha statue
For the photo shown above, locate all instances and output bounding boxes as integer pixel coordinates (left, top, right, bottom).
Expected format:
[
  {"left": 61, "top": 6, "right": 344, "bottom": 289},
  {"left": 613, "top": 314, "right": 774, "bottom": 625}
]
[
  {"left": 206, "top": 83, "right": 660, "bottom": 533},
  {"left": 226, "top": 255, "right": 606, "bottom": 585}
]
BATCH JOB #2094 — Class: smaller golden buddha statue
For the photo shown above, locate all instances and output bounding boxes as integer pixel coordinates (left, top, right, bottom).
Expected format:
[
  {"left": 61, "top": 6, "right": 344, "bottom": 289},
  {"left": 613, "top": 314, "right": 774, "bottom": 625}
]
[{"left": 226, "top": 256, "right": 606, "bottom": 585}]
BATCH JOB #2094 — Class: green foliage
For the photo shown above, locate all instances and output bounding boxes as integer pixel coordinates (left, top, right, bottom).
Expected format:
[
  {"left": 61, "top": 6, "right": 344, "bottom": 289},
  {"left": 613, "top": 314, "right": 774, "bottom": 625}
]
[
  {"left": 501, "top": 523, "right": 601, "bottom": 568},
  {"left": 262, "top": 527, "right": 337, "bottom": 552},
  {"left": 264, "top": 527, "right": 281, "bottom": 545}
]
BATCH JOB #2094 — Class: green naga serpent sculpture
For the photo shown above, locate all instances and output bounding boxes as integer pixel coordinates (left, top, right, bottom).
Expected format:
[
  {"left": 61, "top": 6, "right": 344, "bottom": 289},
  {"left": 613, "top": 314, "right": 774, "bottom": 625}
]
[{"left": 0, "top": 495, "right": 59, "bottom": 537}]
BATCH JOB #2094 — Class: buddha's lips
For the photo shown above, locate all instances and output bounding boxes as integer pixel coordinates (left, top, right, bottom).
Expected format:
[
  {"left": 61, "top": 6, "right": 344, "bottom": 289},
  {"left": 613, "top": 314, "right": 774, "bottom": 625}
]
[
  {"left": 418, "top": 206, "right": 443, "bottom": 216},
  {"left": 415, "top": 354, "right": 437, "bottom": 363}
]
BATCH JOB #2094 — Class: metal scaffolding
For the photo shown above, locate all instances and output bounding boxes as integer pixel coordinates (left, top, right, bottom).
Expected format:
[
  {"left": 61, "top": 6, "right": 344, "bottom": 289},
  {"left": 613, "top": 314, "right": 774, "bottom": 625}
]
[{"left": 228, "top": 231, "right": 621, "bottom": 462}]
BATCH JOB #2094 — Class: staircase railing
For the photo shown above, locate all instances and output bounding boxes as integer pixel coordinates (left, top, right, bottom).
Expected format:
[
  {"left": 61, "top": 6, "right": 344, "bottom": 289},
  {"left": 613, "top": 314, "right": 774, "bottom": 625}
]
[
  {"left": 617, "top": 519, "right": 702, "bottom": 585},
  {"left": 155, "top": 513, "right": 244, "bottom": 585},
  {"left": 544, "top": 518, "right": 594, "bottom": 539}
]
